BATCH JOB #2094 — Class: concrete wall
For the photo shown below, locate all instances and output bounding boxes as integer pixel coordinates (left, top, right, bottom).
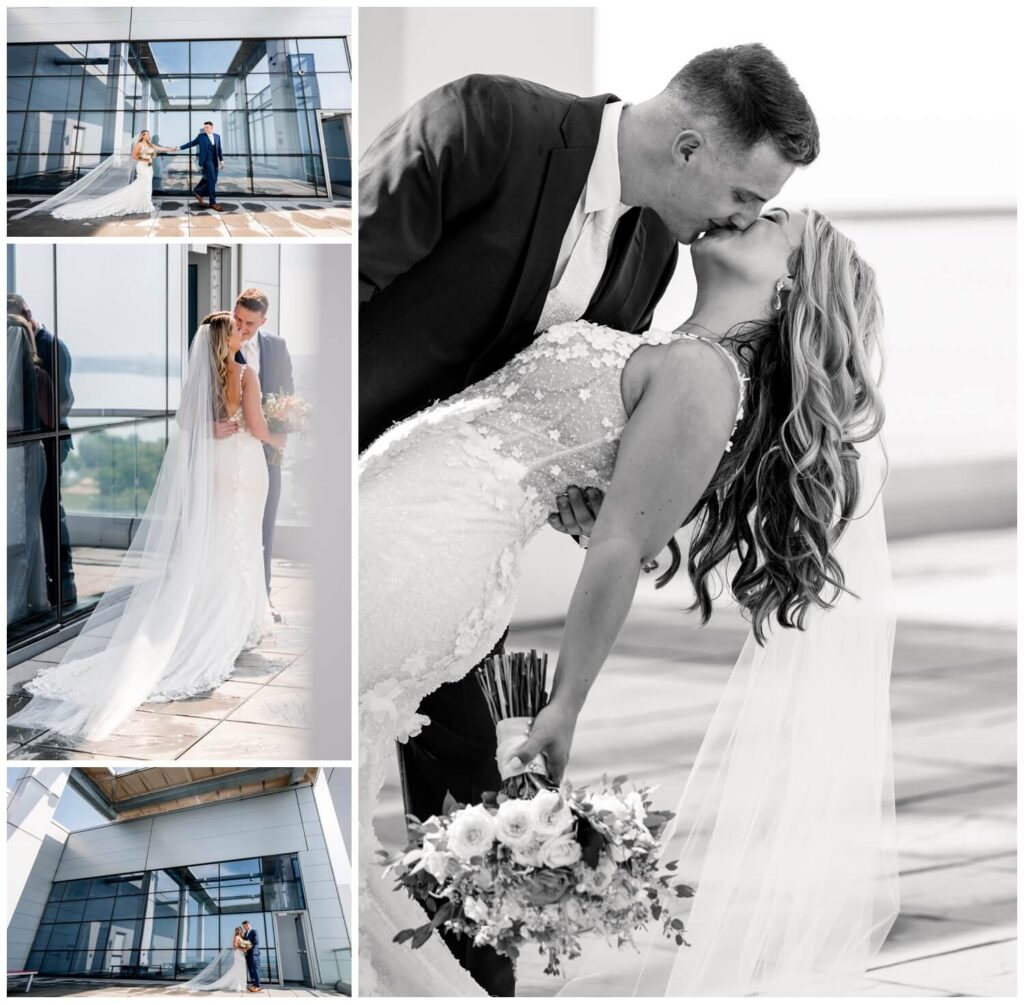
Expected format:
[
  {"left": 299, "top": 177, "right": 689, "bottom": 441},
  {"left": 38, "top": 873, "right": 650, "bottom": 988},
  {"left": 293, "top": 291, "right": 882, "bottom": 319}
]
[
  {"left": 47, "top": 785, "right": 351, "bottom": 989},
  {"left": 7, "top": 769, "right": 71, "bottom": 969},
  {"left": 359, "top": 7, "right": 594, "bottom": 154},
  {"left": 7, "top": 7, "right": 351, "bottom": 43}
]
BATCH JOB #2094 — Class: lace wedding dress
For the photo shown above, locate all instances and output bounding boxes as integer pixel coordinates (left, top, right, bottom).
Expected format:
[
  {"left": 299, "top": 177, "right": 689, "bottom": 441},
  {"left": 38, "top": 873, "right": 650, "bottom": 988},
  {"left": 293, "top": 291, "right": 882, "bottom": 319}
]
[
  {"left": 51, "top": 158, "right": 156, "bottom": 219},
  {"left": 9, "top": 331, "right": 272, "bottom": 741},
  {"left": 360, "top": 317, "right": 897, "bottom": 997},
  {"left": 179, "top": 942, "right": 250, "bottom": 992},
  {"left": 359, "top": 320, "right": 745, "bottom": 995}
]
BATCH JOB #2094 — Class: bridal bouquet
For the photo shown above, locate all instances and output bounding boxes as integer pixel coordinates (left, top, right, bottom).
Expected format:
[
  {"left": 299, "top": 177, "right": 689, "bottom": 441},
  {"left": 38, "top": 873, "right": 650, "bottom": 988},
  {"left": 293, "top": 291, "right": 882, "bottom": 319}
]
[
  {"left": 381, "top": 651, "right": 693, "bottom": 976},
  {"left": 262, "top": 392, "right": 311, "bottom": 465}
]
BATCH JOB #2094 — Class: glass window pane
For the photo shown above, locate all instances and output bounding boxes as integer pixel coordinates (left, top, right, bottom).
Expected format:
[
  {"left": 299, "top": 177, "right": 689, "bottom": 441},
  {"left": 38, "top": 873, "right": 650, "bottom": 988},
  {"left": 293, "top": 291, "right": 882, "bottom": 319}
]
[
  {"left": 7, "top": 112, "right": 25, "bottom": 152},
  {"left": 6, "top": 443, "right": 58, "bottom": 643},
  {"left": 80, "top": 71, "right": 123, "bottom": 111},
  {"left": 190, "top": 40, "right": 246, "bottom": 75},
  {"left": 8, "top": 45, "right": 38, "bottom": 75},
  {"left": 31, "top": 924, "right": 55, "bottom": 951},
  {"left": 221, "top": 859, "right": 261, "bottom": 879},
  {"left": 27, "top": 74, "right": 83, "bottom": 112},
  {"left": 145, "top": 41, "right": 189, "bottom": 75},
  {"left": 89, "top": 876, "right": 120, "bottom": 898},
  {"left": 182, "top": 885, "right": 219, "bottom": 915},
  {"left": 8, "top": 78, "right": 31, "bottom": 112},
  {"left": 250, "top": 155, "right": 321, "bottom": 197},
  {"left": 106, "top": 917, "right": 142, "bottom": 956},
  {"left": 40, "top": 950, "right": 74, "bottom": 975},
  {"left": 246, "top": 72, "right": 304, "bottom": 111},
  {"left": 48, "top": 883, "right": 67, "bottom": 903},
  {"left": 139, "top": 949, "right": 177, "bottom": 978},
  {"left": 189, "top": 75, "right": 247, "bottom": 112},
  {"left": 41, "top": 901, "right": 61, "bottom": 924},
  {"left": 33, "top": 44, "right": 87, "bottom": 76},
  {"left": 304, "top": 72, "right": 351, "bottom": 111},
  {"left": 82, "top": 897, "right": 115, "bottom": 922},
  {"left": 219, "top": 881, "right": 261, "bottom": 913},
  {"left": 46, "top": 923, "right": 81, "bottom": 950},
  {"left": 188, "top": 111, "right": 247, "bottom": 154},
  {"left": 63, "top": 879, "right": 94, "bottom": 901},
  {"left": 242, "top": 40, "right": 294, "bottom": 75},
  {"left": 111, "top": 894, "right": 145, "bottom": 920},
  {"left": 56, "top": 899, "right": 86, "bottom": 923},
  {"left": 249, "top": 111, "right": 314, "bottom": 156},
  {"left": 70, "top": 919, "right": 111, "bottom": 972},
  {"left": 296, "top": 38, "right": 349, "bottom": 73}
]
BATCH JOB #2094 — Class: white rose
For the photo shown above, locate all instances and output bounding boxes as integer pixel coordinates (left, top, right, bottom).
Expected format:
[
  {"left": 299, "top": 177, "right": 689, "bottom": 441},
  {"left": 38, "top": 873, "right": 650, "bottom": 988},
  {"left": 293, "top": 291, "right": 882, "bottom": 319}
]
[
  {"left": 538, "top": 834, "right": 583, "bottom": 869},
  {"left": 502, "top": 897, "right": 526, "bottom": 921},
  {"left": 422, "top": 850, "right": 450, "bottom": 880},
  {"left": 563, "top": 896, "right": 589, "bottom": 927},
  {"left": 447, "top": 805, "right": 496, "bottom": 861},
  {"left": 531, "top": 789, "right": 574, "bottom": 838},
  {"left": 580, "top": 852, "right": 617, "bottom": 893},
  {"left": 494, "top": 799, "right": 536, "bottom": 848}
]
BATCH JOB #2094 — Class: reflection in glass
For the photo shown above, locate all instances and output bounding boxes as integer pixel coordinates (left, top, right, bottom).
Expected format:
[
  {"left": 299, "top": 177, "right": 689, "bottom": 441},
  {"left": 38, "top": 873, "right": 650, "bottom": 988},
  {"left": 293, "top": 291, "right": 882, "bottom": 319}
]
[
  {"left": 8, "top": 45, "right": 38, "bottom": 75},
  {"left": 144, "top": 42, "right": 189, "bottom": 76},
  {"left": 27, "top": 74, "right": 83, "bottom": 112},
  {"left": 33, "top": 44, "right": 87, "bottom": 76},
  {"left": 9, "top": 78, "right": 32, "bottom": 112},
  {"left": 296, "top": 38, "right": 350, "bottom": 74},
  {"left": 191, "top": 40, "right": 245, "bottom": 75}
]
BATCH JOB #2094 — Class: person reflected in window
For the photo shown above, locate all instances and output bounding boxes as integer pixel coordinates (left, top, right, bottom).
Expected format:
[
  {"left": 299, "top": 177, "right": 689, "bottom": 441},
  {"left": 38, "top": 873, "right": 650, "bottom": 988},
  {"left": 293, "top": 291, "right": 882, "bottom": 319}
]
[
  {"left": 9, "top": 294, "right": 77, "bottom": 608},
  {"left": 6, "top": 312, "right": 50, "bottom": 623}
]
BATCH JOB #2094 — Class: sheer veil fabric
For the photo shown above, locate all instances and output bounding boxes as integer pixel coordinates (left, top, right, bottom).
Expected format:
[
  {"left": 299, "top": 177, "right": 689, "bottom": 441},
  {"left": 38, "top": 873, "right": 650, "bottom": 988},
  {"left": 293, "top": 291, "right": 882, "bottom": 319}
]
[
  {"left": 10, "top": 150, "right": 138, "bottom": 220},
  {"left": 559, "top": 436, "right": 898, "bottom": 996},
  {"left": 178, "top": 945, "right": 249, "bottom": 992},
  {"left": 9, "top": 324, "right": 257, "bottom": 740}
]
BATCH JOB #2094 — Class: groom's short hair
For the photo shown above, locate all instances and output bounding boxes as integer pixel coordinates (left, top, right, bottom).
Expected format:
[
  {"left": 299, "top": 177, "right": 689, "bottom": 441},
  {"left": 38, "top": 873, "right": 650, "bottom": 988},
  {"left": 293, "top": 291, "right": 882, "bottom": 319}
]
[
  {"left": 669, "top": 43, "right": 819, "bottom": 166},
  {"left": 203, "top": 120, "right": 214, "bottom": 127},
  {"left": 236, "top": 288, "right": 269, "bottom": 316}
]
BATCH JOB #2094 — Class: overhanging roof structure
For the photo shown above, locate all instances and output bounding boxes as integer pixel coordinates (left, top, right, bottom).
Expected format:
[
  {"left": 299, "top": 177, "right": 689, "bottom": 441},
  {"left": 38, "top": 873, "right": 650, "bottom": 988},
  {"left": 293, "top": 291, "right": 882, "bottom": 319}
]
[{"left": 69, "top": 767, "right": 317, "bottom": 822}]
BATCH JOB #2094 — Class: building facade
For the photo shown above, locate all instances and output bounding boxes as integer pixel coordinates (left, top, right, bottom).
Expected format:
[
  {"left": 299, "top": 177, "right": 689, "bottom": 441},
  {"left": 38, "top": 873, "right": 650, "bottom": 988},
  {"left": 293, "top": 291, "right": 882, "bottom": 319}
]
[
  {"left": 7, "top": 768, "right": 352, "bottom": 989},
  {"left": 7, "top": 7, "right": 352, "bottom": 199}
]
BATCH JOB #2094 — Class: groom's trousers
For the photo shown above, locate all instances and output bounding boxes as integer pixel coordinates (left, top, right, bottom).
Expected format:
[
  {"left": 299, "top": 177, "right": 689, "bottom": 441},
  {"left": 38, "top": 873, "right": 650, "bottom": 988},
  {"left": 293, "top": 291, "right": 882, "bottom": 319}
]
[
  {"left": 262, "top": 463, "right": 282, "bottom": 595},
  {"left": 398, "top": 631, "right": 515, "bottom": 997},
  {"left": 195, "top": 162, "right": 218, "bottom": 205}
]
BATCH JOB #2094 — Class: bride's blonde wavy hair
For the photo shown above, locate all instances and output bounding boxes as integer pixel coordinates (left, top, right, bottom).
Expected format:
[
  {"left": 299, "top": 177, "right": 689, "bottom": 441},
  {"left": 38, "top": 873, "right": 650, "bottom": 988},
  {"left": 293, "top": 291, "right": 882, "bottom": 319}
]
[
  {"left": 666, "top": 210, "right": 886, "bottom": 643},
  {"left": 202, "top": 311, "right": 236, "bottom": 419}
]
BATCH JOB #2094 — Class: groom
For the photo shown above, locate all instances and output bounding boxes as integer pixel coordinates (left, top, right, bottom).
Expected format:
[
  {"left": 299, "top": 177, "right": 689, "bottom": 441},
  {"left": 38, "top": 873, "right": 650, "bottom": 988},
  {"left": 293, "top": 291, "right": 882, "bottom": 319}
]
[
  {"left": 241, "top": 920, "right": 261, "bottom": 992},
  {"left": 216, "top": 289, "right": 294, "bottom": 607},
  {"left": 178, "top": 120, "right": 224, "bottom": 211},
  {"left": 360, "top": 43, "right": 817, "bottom": 995}
]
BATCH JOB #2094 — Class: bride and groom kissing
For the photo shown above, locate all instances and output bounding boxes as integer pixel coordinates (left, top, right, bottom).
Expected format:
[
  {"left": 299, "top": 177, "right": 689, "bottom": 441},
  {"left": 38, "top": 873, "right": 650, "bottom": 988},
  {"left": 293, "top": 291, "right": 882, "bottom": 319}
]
[
  {"left": 10, "top": 289, "right": 295, "bottom": 742},
  {"left": 360, "top": 42, "right": 897, "bottom": 996}
]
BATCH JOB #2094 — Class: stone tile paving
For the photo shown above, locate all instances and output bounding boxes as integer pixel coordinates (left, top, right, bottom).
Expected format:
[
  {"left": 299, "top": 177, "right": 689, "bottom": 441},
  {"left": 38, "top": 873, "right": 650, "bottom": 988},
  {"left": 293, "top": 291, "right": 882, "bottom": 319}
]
[
  {"left": 7, "top": 197, "right": 351, "bottom": 239},
  {"left": 11, "top": 978, "right": 341, "bottom": 996},
  {"left": 371, "top": 529, "right": 1015, "bottom": 997},
  {"left": 7, "top": 559, "right": 312, "bottom": 762}
]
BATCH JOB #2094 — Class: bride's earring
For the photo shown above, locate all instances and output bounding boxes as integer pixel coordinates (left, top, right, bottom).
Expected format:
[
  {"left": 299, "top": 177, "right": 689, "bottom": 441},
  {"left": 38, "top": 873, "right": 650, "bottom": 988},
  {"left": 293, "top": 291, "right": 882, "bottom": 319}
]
[{"left": 773, "top": 278, "right": 787, "bottom": 311}]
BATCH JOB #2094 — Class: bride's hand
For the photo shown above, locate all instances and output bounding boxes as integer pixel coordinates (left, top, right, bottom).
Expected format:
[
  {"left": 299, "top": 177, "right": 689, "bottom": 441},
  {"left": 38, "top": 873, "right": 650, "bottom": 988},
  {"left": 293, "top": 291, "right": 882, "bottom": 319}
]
[
  {"left": 510, "top": 700, "right": 578, "bottom": 784},
  {"left": 213, "top": 418, "right": 240, "bottom": 439}
]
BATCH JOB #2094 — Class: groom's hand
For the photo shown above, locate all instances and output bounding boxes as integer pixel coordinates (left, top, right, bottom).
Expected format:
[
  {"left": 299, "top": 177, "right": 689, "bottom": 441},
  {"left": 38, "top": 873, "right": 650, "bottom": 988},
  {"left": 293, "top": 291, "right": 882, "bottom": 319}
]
[
  {"left": 213, "top": 418, "right": 240, "bottom": 439},
  {"left": 510, "top": 700, "right": 578, "bottom": 784},
  {"left": 547, "top": 485, "right": 604, "bottom": 540}
]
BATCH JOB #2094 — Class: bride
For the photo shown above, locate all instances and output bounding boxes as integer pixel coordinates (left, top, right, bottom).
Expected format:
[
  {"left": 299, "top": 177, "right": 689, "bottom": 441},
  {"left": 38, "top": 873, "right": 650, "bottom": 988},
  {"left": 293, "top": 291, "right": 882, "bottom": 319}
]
[
  {"left": 178, "top": 926, "right": 251, "bottom": 993},
  {"left": 9, "top": 312, "right": 287, "bottom": 741},
  {"left": 360, "top": 209, "right": 898, "bottom": 995},
  {"left": 12, "top": 129, "right": 174, "bottom": 222}
]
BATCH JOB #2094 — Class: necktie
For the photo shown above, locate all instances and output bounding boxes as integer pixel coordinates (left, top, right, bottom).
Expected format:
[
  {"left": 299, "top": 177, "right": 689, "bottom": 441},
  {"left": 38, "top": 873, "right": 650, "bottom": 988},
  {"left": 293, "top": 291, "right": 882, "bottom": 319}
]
[{"left": 537, "top": 204, "right": 625, "bottom": 333}]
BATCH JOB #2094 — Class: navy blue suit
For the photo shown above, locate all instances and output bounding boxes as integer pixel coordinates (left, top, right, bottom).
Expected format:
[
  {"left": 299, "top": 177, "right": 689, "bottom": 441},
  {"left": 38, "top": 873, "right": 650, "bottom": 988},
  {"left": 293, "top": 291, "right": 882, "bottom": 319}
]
[
  {"left": 235, "top": 331, "right": 294, "bottom": 594},
  {"left": 242, "top": 926, "right": 260, "bottom": 988},
  {"left": 180, "top": 131, "right": 223, "bottom": 205}
]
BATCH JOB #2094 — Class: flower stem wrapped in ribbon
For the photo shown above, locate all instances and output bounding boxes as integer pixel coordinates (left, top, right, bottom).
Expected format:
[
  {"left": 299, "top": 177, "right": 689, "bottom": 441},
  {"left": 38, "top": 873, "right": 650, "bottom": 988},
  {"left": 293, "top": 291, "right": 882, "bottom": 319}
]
[{"left": 476, "top": 650, "right": 553, "bottom": 798}]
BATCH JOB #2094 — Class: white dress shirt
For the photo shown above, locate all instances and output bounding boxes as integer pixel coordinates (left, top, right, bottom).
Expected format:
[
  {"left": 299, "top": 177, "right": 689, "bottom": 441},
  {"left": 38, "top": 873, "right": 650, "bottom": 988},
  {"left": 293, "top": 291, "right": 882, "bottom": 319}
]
[{"left": 241, "top": 332, "right": 261, "bottom": 376}]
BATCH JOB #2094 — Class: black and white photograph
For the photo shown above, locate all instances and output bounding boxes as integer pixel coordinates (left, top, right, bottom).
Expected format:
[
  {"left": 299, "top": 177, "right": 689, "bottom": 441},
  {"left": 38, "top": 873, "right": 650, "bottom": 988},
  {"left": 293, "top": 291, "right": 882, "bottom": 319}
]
[
  {"left": 7, "top": 242, "right": 351, "bottom": 761},
  {"left": 7, "top": 766, "right": 352, "bottom": 995},
  {"left": 6, "top": 7, "right": 353, "bottom": 239},
  {"left": 358, "top": 6, "right": 1015, "bottom": 998}
]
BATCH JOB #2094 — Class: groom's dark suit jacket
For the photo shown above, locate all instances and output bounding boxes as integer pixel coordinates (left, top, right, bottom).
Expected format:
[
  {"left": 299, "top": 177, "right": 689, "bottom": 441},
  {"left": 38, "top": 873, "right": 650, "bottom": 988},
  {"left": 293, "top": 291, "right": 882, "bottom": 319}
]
[
  {"left": 236, "top": 331, "right": 294, "bottom": 459},
  {"left": 358, "top": 74, "right": 679, "bottom": 450}
]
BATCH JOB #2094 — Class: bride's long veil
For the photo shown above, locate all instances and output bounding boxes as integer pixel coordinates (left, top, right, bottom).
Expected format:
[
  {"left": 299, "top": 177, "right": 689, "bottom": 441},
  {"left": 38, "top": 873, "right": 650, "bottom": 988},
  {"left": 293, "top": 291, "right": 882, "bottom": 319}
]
[
  {"left": 9, "top": 326, "right": 222, "bottom": 740},
  {"left": 10, "top": 149, "right": 137, "bottom": 220},
  {"left": 179, "top": 946, "right": 244, "bottom": 991},
  {"left": 562, "top": 436, "right": 898, "bottom": 996}
]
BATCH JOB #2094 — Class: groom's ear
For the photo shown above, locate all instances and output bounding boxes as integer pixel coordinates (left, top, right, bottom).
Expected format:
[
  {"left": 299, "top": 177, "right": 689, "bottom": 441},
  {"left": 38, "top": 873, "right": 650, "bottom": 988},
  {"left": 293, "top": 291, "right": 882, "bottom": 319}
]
[{"left": 671, "top": 129, "right": 705, "bottom": 166}]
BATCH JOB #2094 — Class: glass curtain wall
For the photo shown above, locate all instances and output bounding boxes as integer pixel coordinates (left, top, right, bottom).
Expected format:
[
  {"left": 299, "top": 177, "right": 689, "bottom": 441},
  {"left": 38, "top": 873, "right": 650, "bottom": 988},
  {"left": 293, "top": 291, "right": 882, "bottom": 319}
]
[
  {"left": 25, "top": 854, "right": 306, "bottom": 980},
  {"left": 7, "top": 244, "right": 178, "bottom": 650},
  {"left": 8, "top": 38, "right": 352, "bottom": 197}
]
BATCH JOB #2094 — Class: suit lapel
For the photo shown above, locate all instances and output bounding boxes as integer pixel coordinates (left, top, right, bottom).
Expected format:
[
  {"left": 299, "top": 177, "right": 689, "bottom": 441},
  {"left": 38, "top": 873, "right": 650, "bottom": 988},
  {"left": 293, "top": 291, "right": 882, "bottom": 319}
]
[{"left": 471, "top": 95, "right": 611, "bottom": 381}]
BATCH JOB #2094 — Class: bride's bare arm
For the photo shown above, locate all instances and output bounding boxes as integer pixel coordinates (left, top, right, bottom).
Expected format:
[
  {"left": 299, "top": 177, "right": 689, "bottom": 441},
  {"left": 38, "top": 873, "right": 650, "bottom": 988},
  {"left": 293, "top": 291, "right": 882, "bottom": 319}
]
[
  {"left": 241, "top": 367, "right": 287, "bottom": 450},
  {"left": 513, "top": 342, "right": 739, "bottom": 780}
]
